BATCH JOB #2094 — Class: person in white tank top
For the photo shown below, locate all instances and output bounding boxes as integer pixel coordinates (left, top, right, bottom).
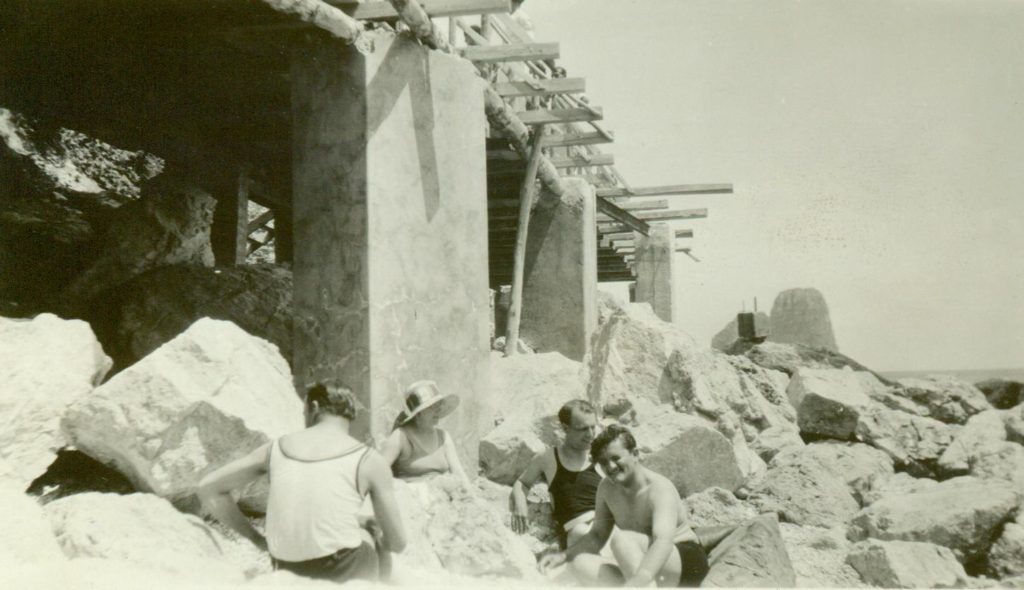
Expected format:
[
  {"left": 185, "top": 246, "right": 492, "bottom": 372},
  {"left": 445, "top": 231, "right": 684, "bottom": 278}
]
[{"left": 198, "top": 383, "right": 407, "bottom": 582}]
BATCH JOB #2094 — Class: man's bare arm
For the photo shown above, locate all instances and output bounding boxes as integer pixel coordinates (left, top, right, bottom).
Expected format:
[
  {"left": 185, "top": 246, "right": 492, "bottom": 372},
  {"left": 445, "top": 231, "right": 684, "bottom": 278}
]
[
  {"left": 360, "top": 449, "right": 407, "bottom": 553},
  {"left": 625, "top": 479, "right": 679, "bottom": 587},
  {"left": 197, "top": 443, "right": 271, "bottom": 548},
  {"left": 509, "top": 448, "right": 550, "bottom": 533}
]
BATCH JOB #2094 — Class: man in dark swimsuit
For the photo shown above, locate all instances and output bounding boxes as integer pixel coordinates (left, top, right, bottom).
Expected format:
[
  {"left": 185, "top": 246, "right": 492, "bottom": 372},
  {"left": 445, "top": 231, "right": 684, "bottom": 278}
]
[{"left": 509, "top": 400, "right": 599, "bottom": 547}]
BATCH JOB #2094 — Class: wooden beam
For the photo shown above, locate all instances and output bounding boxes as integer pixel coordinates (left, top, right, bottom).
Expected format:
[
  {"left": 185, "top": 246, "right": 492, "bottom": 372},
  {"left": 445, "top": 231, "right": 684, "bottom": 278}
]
[
  {"left": 517, "top": 107, "right": 603, "bottom": 126},
  {"left": 595, "top": 184, "right": 733, "bottom": 198},
  {"left": 598, "top": 228, "right": 692, "bottom": 248},
  {"left": 336, "top": 0, "right": 510, "bottom": 20},
  {"left": 493, "top": 78, "right": 586, "bottom": 98},
  {"left": 490, "top": 197, "right": 666, "bottom": 212},
  {"left": 597, "top": 208, "right": 708, "bottom": 223},
  {"left": 596, "top": 197, "right": 650, "bottom": 236},
  {"left": 260, "top": 0, "right": 363, "bottom": 43},
  {"left": 247, "top": 210, "right": 275, "bottom": 234},
  {"left": 550, "top": 153, "right": 614, "bottom": 169},
  {"left": 542, "top": 131, "right": 613, "bottom": 148},
  {"left": 460, "top": 43, "right": 559, "bottom": 63}
]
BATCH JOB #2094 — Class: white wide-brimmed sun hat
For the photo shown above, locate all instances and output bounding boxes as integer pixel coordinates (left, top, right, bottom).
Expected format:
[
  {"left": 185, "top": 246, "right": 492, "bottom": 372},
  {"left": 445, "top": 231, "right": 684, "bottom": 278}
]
[{"left": 394, "top": 380, "right": 459, "bottom": 427}]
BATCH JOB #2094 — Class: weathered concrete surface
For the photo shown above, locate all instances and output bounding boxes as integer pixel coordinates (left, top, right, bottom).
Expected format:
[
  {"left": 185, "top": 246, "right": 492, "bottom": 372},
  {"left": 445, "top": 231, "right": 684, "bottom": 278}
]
[
  {"left": 702, "top": 514, "right": 796, "bottom": 588},
  {"left": 633, "top": 223, "right": 678, "bottom": 324},
  {"left": 787, "top": 368, "right": 872, "bottom": 439},
  {"left": 847, "top": 539, "right": 967, "bottom": 589},
  {"left": 897, "top": 375, "right": 992, "bottom": 424},
  {"left": 0, "top": 313, "right": 112, "bottom": 489},
  {"left": 856, "top": 405, "right": 957, "bottom": 476},
  {"left": 520, "top": 178, "right": 597, "bottom": 361},
  {"left": 847, "top": 476, "right": 1021, "bottom": 563},
  {"left": 291, "top": 32, "right": 489, "bottom": 469},
  {"left": 62, "top": 318, "right": 303, "bottom": 507},
  {"left": 44, "top": 492, "right": 266, "bottom": 581},
  {"left": 769, "top": 287, "right": 838, "bottom": 351}
]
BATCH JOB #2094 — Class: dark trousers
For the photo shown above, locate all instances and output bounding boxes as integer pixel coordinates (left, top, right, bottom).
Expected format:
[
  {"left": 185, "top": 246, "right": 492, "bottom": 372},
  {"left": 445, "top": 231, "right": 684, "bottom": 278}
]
[
  {"left": 676, "top": 540, "right": 710, "bottom": 587},
  {"left": 272, "top": 542, "right": 379, "bottom": 583}
]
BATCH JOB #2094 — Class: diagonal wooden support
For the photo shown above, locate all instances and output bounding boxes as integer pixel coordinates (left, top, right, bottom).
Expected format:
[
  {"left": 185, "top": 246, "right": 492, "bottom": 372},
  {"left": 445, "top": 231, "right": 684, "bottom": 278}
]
[
  {"left": 596, "top": 197, "right": 650, "bottom": 236},
  {"left": 504, "top": 130, "right": 546, "bottom": 357}
]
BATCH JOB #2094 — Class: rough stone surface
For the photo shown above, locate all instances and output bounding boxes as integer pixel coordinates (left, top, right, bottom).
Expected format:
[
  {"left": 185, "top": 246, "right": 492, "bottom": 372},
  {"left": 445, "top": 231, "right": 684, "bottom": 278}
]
[
  {"left": 701, "top": 514, "right": 796, "bottom": 588},
  {"left": 770, "top": 442, "right": 894, "bottom": 505},
  {"left": 711, "top": 311, "right": 769, "bottom": 351},
  {"left": 897, "top": 375, "right": 992, "bottom": 424},
  {"left": 856, "top": 405, "right": 958, "bottom": 476},
  {"left": 860, "top": 472, "right": 939, "bottom": 506},
  {"left": 788, "top": 368, "right": 871, "bottom": 439},
  {"left": 0, "top": 313, "right": 112, "bottom": 489},
  {"left": 596, "top": 288, "right": 626, "bottom": 326},
  {"left": 847, "top": 539, "right": 967, "bottom": 588},
  {"left": 747, "top": 446, "right": 861, "bottom": 527},
  {"left": 87, "top": 263, "right": 293, "bottom": 372},
  {"left": 64, "top": 172, "right": 216, "bottom": 308},
  {"left": 683, "top": 487, "right": 757, "bottom": 527},
  {"left": 61, "top": 318, "right": 303, "bottom": 506},
  {"left": 750, "top": 425, "right": 806, "bottom": 462},
  {"left": 0, "top": 488, "right": 65, "bottom": 563},
  {"left": 977, "top": 378, "right": 1024, "bottom": 410},
  {"left": 769, "top": 288, "right": 838, "bottom": 351},
  {"left": 989, "top": 515, "right": 1024, "bottom": 579},
  {"left": 968, "top": 441, "right": 1024, "bottom": 489},
  {"left": 847, "top": 476, "right": 1022, "bottom": 562},
  {"left": 475, "top": 478, "right": 558, "bottom": 557},
  {"left": 45, "top": 492, "right": 267, "bottom": 580},
  {"left": 1007, "top": 404, "right": 1024, "bottom": 444},
  {"left": 779, "top": 523, "right": 865, "bottom": 588},
  {"left": 731, "top": 340, "right": 884, "bottom": 381},
  {"left": 937, "top": 409, "right": 1006, "bottom": 475}
]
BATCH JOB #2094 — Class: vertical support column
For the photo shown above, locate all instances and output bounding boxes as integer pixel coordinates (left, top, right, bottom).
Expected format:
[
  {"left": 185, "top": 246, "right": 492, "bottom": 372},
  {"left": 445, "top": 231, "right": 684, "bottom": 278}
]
[
  {"left": 273, "top": 204, "right": 293, "bottom": 264},
  {"left": 291, "top": 32, "right": 488, "bottom": 467},
  {"left": 210, "top": 168, "right": 249, "bottom": 265},
  {"left": 520, "top": 178, "right": 597, "bottom": 361},
  {"left": 634, "top": 222, "right": 678, "bottom": 324}
]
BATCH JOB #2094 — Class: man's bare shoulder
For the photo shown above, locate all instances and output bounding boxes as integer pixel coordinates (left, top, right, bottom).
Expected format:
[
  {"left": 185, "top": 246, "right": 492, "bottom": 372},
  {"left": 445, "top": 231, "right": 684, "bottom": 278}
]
[{"left": 645, "top": 468, "right": 682, "bottom": 500}]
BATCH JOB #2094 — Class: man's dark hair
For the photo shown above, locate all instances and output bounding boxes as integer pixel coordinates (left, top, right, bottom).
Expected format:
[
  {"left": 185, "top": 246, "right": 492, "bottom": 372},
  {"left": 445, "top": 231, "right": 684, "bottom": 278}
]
[
  {"left": 306, "top": 383, "right": 358, "bottom": 421},
  {"left": 558, "top": 399, "right": 596, "bottom": 426},
  {"left": 590, "top": 424, "right": 637, "bottom": 463}
]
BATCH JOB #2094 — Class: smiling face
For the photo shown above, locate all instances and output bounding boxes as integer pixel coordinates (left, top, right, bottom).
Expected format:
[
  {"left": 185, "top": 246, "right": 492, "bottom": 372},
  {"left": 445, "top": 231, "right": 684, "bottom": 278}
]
[
  {"left": 594, "top": 437, "right": 639, "bottom": 485},
  {"left": 563, "top": 410, "right": 598, "bottom": 452},
  {"left": 413, "top": 402, "right": 444, "bottom": 427}
]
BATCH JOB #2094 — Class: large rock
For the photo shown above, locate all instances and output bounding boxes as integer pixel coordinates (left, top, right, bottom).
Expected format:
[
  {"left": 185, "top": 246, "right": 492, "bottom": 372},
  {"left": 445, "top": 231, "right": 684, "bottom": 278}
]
[
  {"left": 968, "top": 441, "right": 1024, "bottom": 489},
  {"left": 769, "top": 288, "right": 838, "bottom": 351},
  {"left": 937, "top": 410, "right": 1006, "bottom": 475},
  {"left": 44, "top": 492, "right": 265, "bottom": 581},
  {"left": 0, "top": 488, "right": 65, "bottom": 564},
  {"left": 701, "top": 514, "right": 796, "bottom": 587},
  {"left": 977, "top": 379, "right": 1024, "bottom": 410},
  {"left": 729, "top": 340, "right": 883, "bottom": 381},
  {"left": 88, "top": 263, "right": 293, "bottom": 372},
  {"left": 855, "top": 405, "right": 958, "bottom": 476},
  {"left": 846, "top": 539, "right": 967, "bottom": 588},
  {"left": 847, "top": 476, "right": 1022, "bottom": 562},
  {"left": 478, "top": 352, "right": 584, "bottom": 485},
  {"left": 779, "top": 523, "right": 865, "bottom": 588},
  {"left": 710, "top": 311, "right": 769, "bottom": 351},
  {"left": 63, "top": 173, "right": 216, "bottom": 308},
  {"left": 1007, "top": 404, "right": 1024, "bottom": 444},
  {"left": 860, "top": 472, "right": 939, "bottom": 506},
  {"left": 683, "top": 487, "right": 757, "bottom": 527},
  {"left": 746, "top": 446, "right": 861, "bottom": 527},
  {"left": 474, "top": 477, "right": 558, "bottom": 557},
  {"left": 787, "top": 368, "right": 871, "bottom": 439},
  {"left": 749, "top": 425, "right": 805, "bottom": 462},
  {"left": 0, "top": 313, "right": 112, "bottom": 489},
  {"left": 61, "top": 318, "right": 303, "bottom": 507},
  {"left": 770, "top": 442, "right": 894, "bottom": 505},
  {"left": 897, "top": 375, "right": 992, "bottom": 424},
  {"left": 988, "top": 513, "right": 1024, "bottom": 579}
]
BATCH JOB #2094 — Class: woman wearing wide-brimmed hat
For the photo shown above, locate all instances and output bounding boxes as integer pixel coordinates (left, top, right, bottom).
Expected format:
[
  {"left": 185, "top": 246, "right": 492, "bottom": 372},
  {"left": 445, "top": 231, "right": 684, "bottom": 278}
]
[{"left": 380, "top": 380, "right": 470, "bottom": 485}]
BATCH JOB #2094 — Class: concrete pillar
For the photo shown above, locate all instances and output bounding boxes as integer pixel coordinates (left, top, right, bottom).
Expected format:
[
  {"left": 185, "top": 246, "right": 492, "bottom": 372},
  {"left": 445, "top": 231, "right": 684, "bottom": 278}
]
[
  {"left": 210, "top": 169, "right": 248, "bottom": 266},
  {"left": 290, "top": 32, "right": 489, "bottom": 468},
  {"left": 634, "top": 223, "right": 678, "bottom": 323},
  {"left": 520, "top": 178, "right": 597, "bottom": 361}
]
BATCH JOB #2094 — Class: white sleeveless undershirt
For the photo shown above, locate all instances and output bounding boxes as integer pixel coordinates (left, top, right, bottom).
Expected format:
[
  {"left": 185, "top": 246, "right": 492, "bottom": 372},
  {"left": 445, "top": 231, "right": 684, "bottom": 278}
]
[{"left": 265, "top": 439, "right": 369, "bottom": 562}]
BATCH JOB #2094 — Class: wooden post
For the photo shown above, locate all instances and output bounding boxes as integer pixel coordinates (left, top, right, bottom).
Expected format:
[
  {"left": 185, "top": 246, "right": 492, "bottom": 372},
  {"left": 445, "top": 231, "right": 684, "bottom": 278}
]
[{"left": 504, "top": 126, "right": 546, "bottom": 356}]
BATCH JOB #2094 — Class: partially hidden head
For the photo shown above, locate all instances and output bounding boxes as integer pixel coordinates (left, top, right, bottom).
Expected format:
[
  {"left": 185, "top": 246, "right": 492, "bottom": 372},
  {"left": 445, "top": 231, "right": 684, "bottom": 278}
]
[
  {"left": 558, "top": 399, "right": 598, "bottom": 451},
  {"left": 305, "top": 382, "right": 358, "bottom": 425},
  {"left": 590, "top": 424, "right": 639, "bottom": 484},
  {"left": 393, "top": 380, "right": 460, "bottom": 430}
]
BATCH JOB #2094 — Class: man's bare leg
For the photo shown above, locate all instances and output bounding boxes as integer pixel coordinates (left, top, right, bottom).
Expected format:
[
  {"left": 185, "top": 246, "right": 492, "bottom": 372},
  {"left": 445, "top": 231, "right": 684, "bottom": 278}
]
[
  {"left": 610, "top": 530, "right": 682, "bottom": 587},
  {"left": 569, "top": 554, "right": 626, "bottom": 587}
]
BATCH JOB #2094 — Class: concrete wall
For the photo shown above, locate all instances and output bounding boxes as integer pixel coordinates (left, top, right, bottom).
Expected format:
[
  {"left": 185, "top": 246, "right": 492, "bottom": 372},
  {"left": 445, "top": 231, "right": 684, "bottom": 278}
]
[
  {"left": 291, "top": 32, "right": 489, "bottom": 469},
  {"left": 520, "top": 178, "right": 597, "bottom": 361},
  {"left": 634, "top": 223, "right": 678, "bottom": 324}
]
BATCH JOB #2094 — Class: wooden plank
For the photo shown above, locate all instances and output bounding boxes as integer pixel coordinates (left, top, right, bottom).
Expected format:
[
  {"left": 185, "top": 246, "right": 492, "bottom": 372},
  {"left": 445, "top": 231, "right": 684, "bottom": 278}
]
[
  {"left": 247, "top": 209, "right": 275, "bottom": 234},
  {"left": 517, "top": 107, "right": 603, "bottom": 126},
  {"left": 599, "top": 228, "right": 692, "bottom": 247},
  {"left": 542, "top": 131, "right": 613, "bottom": 148},
  {"left": 493, "top": 78, "right": 586, "bottom": 98},
  {"left": 333, "top": 0, "right": 510, "bottom": 20},
  {"left": 550, "top": 153, "right": 614, "bottom": 169},
  {"left": 596, "top": 197, "right": 650, "bottom": 236},
  {"left": 460, "top": 43, "right": 560, "bottom": 63},
  {"left": 596, "top": 184, "right": 733, "bottom": 198},
  {"left": 597, "top": 208, "right": 708, "bottom": 223},
  {"left": 490, "top": 197, "right": 666, "bottom": 212}
]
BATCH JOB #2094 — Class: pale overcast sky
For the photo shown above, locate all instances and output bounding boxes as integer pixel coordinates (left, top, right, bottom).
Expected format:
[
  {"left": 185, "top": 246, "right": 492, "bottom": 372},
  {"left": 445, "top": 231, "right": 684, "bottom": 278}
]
[{"left": 526, "top": 0, "right": 1024, "bottom": 372}]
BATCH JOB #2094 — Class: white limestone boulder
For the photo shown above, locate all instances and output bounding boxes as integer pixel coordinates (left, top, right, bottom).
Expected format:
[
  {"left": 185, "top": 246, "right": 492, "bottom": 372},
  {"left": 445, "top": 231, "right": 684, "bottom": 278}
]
[
  {"left": 0, "top": 313, "right": 112, "bottom": 489},
  {"left": 1007, "top": 404, "right": 1024, "bottom": 444},
  {"left": 44, "top": 492, "right": 267, "bottom": 581},
  {"left": 750, "top": 425, "right": 805, "bottom": 462},
  {"left": 779, "top": 523, "right": 865, "bottom": 588},
  {"left": 701, "top": 514, "right": 796, "bottom": 588},
  {"left": 846, "top": 539, "right": 968, "bottom": 588},
  {"left": 860, "top": 472, "right": 939, "bottom": 506},
  {"left": 746, "top": 446, "right": 860, "bottom": 527},
  {"left": 683, "top": 487, "right": 757, "bottom": 527},
  {"left": 0, "top": 488, "right": 65, "bottom": 564},
  {"left": 847, "top": 476, "right": 1022, "bottom": 562},
  {"left": 969, "top": 441, "right": 1024, "bottom": 489},
  {"left": 770, "top": 442, "right": 894, "bottom": 505},
  {"left": 897, "top": 375, "right": 992, "bottom": 424},
  {"left": 61, "top": 318, "right": 303, "bottom": 507},
  {"left": 855, "top": 405, "right": 958, "bottom": 476},
  {"left": 787, "top": 368, "right": 871, "bottom": 439},
  {"left": 938, "top": 409, "right": 1007, "bottom": 474},
  {"left": 989, "top": 513, "right": 1024, "bottom": 579}
]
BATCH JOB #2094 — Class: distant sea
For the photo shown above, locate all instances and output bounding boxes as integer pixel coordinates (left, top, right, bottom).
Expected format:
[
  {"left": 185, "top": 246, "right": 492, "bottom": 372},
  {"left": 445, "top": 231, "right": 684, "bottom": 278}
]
[{"left": 879, "top": 368, "right": 1024, "bottom": 384}]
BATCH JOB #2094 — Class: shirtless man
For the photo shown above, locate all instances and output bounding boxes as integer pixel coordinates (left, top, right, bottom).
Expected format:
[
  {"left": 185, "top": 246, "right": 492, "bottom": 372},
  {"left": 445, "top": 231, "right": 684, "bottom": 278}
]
[
  {"left": 539, "top": 425, "right": 709, "bottom": 587},
  {"left": 509, "top": 399, "right": 600, "bottom": 547}
]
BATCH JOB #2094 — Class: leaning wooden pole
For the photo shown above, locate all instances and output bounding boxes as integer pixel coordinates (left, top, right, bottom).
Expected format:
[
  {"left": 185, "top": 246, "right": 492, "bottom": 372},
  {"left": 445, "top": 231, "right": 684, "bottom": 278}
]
[
  {"left": 260, "top": 0, "right": 364, "bottom": 43},
  {"left": 386, "top": 0, "right": 564, "bottom": 197},
  {"left": 504, "top": 128, "right": 547, "bottom": 357}
]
